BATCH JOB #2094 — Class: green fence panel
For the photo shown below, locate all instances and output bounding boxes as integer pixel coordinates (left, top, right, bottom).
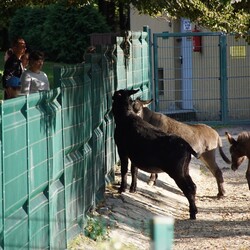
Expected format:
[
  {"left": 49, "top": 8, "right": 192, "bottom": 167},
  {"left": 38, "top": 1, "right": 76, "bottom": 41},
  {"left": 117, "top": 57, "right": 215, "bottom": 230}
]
[
  {"left": 49, "top": 178, "right": 66, "bottom": 249},
  {"left": 54, "top": 64, "right": 92, "bottom": 241},
  {"left": 26, "top": 92, "right": 50, "bottom": 249},
  {"left": 47, "top": 89, "right": 66, "bottom": 249},
  {"left": 2, "top": 98, "right": 28, "bottom": 216},
  {"left": 1, "top": 97, "right": 28, "bottom": 249},
  {"left": 92, "top": 127, "right": 105, "bottom": 202},
  {"left": 116, "top": 36, "right": 127, "bottom": 89},
  {"left": 64, "top": 151, "right": 84, "bottom": 240},
  {"left": 125, "top": 31, "right": 133, "bottom": 89},
  {"left": 45, "top": 89, "right": 64, "bottom": 181},
  {"left": 55, "top": 65, "right": 87, "bottom": 154},
  {"left": 0, "top": 29, "right": 152, "bottom": 248},
  {"left": 140, "top": 30, "right": 151, "bottom": 100},
  {"left": 89, "top": 51, "right": 105, "bottom": 202},
  {"left": 83, "top": 143, "right": 93, "bottom": 213},
  {"left": 102, "top": 45, "right": 116, "bottom": 182},
  {"left": 4, "top": 208, "right": 28, "bottom": 250},
  {"left": 0, "top": 105, "right": 2, "bottom": 241},
  {"left": 82, "top": 63, "right": 92, "bottom": 143},
  {"left": 26, "top": 93, "right": 49, "bottom": 195},
  {"left": 90, "top": 53, "right": 105, "bottom": 129},
  {"left": 129, "top": 31, "right": 143, "bottom": 89},
  {"left": 29, "top": 193, "right": 49, "bottom": 249},
  {"left": 81, "top": 62, "right": 95, "bottom": 214}
]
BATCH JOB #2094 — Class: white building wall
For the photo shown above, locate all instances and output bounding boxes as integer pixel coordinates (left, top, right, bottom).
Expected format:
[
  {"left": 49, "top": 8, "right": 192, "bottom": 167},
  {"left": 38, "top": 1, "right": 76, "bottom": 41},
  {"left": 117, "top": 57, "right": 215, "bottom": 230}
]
[{"left": 130, "top": 6, "right": 174, "bottom": 34}]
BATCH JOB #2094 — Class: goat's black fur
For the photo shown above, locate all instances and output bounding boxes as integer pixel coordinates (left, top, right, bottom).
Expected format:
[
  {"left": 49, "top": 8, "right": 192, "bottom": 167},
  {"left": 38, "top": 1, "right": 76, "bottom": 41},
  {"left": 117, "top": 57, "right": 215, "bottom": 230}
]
[{"left": 112, "top": 89, "right": 199, "bottom": 219}]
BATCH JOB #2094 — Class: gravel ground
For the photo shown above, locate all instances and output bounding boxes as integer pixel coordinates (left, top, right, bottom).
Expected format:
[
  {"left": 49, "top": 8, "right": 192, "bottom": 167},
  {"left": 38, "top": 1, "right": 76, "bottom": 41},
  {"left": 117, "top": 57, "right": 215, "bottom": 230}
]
[{"left": 69, "top": 125, "right": 250, "bottom": 250}]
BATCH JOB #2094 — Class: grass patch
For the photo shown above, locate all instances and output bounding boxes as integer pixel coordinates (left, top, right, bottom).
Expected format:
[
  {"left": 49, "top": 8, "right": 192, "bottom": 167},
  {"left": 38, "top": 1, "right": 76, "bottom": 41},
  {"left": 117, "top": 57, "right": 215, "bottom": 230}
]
[
  {"left": 84, "top": 215, "right": 110, "bottom": 241},
  {"left": 68, "top": 233, "right": 139, "bottom": 250}
]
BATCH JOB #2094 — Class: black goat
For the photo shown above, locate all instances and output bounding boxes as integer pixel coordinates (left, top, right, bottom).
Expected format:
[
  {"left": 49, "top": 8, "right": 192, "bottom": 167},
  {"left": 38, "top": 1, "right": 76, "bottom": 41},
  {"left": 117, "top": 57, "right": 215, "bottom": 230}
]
[{"left": 112, "top": 89, "right": 199, "bottom": 219}]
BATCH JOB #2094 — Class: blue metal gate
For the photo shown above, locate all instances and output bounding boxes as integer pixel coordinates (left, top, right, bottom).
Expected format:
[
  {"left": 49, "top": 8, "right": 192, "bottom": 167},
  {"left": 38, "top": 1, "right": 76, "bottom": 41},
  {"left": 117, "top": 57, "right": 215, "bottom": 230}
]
[{"left": 153, "top": 32, "right": 250, "bottom": 125}]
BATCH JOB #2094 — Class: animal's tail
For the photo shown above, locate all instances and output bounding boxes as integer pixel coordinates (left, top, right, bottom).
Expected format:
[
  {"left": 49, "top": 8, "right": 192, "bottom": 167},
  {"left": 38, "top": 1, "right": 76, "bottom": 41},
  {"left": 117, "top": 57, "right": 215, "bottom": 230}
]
[
  {"left": 218, "top": 136, "right": 231, "bottom": 164},
  {"left": 219, "top": 147, "right": 231, "bottom": 164}
]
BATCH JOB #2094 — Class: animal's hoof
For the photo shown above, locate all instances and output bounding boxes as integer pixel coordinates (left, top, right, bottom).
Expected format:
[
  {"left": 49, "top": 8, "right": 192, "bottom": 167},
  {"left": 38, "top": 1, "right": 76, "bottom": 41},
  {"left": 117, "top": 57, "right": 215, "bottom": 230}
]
[
  {"left": 217, "top": 193, "right": 225, "bottom": 199},
  {"left": 147, "top": 180, "right": 155, "bottom": 187},
  {"left": 129, "top": 188, "right": 136, "bottom": 193},
  {"left": 118, "top": 187, "right": 126, "bottom": 193},
  {"left": 190, "top": 214, "right": 196, "bottom": 220}
]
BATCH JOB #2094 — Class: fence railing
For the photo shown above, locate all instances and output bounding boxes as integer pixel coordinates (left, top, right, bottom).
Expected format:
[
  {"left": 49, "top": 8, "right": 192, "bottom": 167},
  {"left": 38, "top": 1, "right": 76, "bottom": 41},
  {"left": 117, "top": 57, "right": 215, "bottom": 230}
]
[
  {"left": 153, "top": 32, "right": 250, "bottom": 124},
  {"left": 0, "top": 29, "right": 151, "bottom": 249}
]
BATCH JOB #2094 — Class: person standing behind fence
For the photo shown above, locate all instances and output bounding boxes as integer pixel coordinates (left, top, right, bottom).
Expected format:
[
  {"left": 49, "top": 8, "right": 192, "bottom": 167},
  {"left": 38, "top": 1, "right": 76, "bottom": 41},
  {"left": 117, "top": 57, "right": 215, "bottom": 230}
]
[
  {"left": 2, "top": 37, "right": 26, "bottom": 99},
  {"left": 20, "top": 50, "right": 50, "bottom": 94}
]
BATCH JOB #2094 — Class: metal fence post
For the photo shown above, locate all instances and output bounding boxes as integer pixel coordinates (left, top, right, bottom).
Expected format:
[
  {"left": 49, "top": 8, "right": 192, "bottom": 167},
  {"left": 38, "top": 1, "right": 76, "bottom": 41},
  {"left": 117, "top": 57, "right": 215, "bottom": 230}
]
[
  {"left": 150, "top": 216, "right": 174, "bottom": 250},
  {"left": 219, "top": 34, "right": 228, "bottom": 123},
  {"left": 153, "top": 33, "right": 159, "bottom": 111}
]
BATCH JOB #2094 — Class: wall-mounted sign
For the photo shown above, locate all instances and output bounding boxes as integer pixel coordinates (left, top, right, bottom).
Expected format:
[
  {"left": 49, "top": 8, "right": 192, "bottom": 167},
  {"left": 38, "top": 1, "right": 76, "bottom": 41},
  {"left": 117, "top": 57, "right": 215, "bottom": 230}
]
[
  {"left": 230, "top": 46, "right": 246, "bottom": 58},
  {"left": 183, "top": 19, "right": 191, "bottom": 31}
]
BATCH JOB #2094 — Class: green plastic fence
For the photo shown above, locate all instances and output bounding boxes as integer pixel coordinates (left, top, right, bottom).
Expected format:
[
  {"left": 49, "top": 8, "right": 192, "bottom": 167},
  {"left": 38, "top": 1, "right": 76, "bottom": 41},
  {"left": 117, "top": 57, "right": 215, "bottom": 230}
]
[{"left": 0, "top": 30, "right": 151, "bottom": 249}]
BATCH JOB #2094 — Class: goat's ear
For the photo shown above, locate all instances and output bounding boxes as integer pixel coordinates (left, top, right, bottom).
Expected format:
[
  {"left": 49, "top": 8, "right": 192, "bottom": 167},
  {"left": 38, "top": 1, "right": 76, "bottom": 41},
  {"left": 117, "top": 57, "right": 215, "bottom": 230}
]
[
  {"left": 136, "top": 98, "right": 153, "bottom": 107},
  {"left": 142, "top": 99, "right": 153, "bottom": 107},
  {"left": 129, "top": 89, "right": 140, "bottom": 96},
  {"left": 225, "top": 132, "right": 236, "bottom": 144}
]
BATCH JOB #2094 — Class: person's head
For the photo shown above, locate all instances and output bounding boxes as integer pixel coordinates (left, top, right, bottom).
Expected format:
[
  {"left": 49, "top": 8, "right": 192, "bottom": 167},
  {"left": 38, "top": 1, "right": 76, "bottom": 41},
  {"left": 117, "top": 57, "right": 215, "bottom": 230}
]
[
  {"left": 28, "top": 50, "right": 45, "bottom": 73},
  {"left": 12, "top": 37, "right": 26, "bottom": 59}
]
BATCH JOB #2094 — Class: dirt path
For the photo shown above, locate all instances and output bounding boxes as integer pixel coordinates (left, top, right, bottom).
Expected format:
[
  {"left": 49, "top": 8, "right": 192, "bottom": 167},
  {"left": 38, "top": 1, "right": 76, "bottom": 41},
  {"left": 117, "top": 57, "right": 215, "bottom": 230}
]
[{"left": 71, "top": 126, "right": 250, "bottom": 250}]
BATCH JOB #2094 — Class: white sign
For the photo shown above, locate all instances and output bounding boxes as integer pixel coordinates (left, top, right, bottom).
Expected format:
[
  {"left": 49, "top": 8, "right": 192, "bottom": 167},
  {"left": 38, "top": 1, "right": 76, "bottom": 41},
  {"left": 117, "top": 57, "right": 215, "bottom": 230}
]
[{"left": 183, "top": 19, "right": 191, "bottom": 31}]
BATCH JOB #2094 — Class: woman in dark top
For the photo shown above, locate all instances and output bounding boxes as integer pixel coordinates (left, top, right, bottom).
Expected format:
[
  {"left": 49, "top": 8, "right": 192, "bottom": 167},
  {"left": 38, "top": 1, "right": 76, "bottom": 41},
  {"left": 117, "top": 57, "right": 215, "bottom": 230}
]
[{"left": 2, "top": 37, "right": 26, "bottom": 99}]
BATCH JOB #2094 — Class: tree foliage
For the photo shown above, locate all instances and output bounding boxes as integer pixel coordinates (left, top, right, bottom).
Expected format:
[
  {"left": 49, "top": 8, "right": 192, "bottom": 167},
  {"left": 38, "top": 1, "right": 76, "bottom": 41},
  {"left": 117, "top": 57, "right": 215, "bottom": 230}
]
[
  {"left": 42, "top": 3, "right": 110, "bottom": 62},
  {"left": 1, "top": 0, "right": 249, "bottom": 38},
  {"left": 128, "top": 0, "right": 249, "bottom": 37},
  {"left": 9, "top": 7, "right": 47, "bottom": 48},
  {"left": 9, "top": 3, "right": 110, "bottom": 63}
]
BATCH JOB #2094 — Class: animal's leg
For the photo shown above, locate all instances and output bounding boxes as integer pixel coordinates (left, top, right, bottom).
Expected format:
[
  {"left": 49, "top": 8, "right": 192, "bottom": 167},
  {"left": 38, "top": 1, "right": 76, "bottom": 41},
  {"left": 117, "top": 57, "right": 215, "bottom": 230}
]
[
  {"left": 246, "top": 162, "right": 250, "bottom": 189},
  {"left": 173, "top": 174, "right": 197, "bottom": 220},
  {"left": 200, "top": 150, "right": 225, "bottom": 198},
  {"left": 147, "top": 173, "right": 158, "bottom": 186},
  {"left": 119, "top": 157, "right": 129, "bottom": 193},
  {"left": 168, "top": 159, "right": 197, "bottom": 220},
  {"left": 130, "top": 164, "right": 138, "bottom": 193}
]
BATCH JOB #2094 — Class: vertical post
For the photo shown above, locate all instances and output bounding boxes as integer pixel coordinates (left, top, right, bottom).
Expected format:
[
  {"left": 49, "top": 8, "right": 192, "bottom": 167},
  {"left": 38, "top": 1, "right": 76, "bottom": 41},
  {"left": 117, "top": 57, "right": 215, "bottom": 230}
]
[
  {"left": 219, "top": 34, "right": 228, "bottom": 123},
  {"left": 0, "top": 101, "right": 5, "bottom": 249},
  {"left": 180, "top": 18, "right": 193, "bottom": 110},
  {"left": 143, "top": 25, "right": 153, "bottom": 101},
  {"left": 150, "top": 216, "right": 174, "bottom": 250},
  {"left": 25, "top": 95, "right": 31, "bottom": 249},
  {"left": 153, "top": 33, "right": 159, "bottom": 111}
]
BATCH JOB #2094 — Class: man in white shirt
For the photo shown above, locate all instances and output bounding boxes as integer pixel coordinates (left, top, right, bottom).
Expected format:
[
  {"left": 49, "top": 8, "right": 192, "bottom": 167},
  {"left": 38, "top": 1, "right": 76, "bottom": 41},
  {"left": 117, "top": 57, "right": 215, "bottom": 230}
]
[{"left": 20, "top": 50, "right": 50, "bottom": 94}]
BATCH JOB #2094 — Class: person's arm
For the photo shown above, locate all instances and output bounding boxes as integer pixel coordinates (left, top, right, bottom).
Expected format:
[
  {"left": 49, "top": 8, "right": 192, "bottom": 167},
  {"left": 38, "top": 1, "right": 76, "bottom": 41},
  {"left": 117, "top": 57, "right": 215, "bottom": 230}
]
[
  {"left": 2, "top": 59, "right": 14, "bottom": 88},
  {"left": 2, "top": 57, "right": 22, "bottom": 88},
  {"left": 20, "top": 72, "right": 31, "bottom": 94},
  {"left": 44, "top": 72, "right": 50, "bottom": 90}
]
